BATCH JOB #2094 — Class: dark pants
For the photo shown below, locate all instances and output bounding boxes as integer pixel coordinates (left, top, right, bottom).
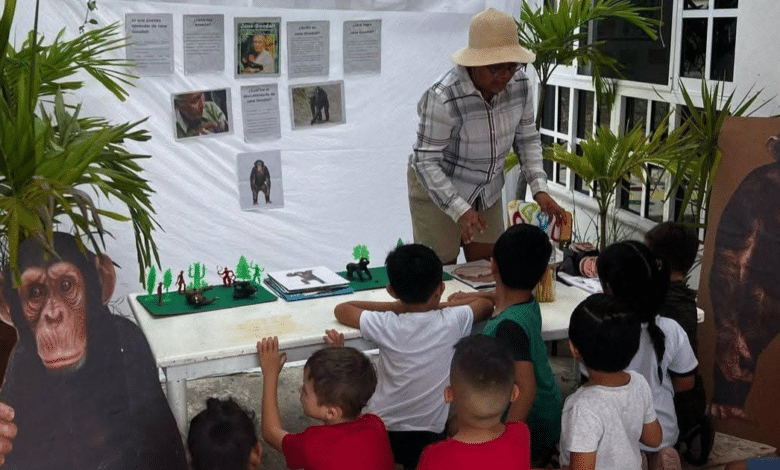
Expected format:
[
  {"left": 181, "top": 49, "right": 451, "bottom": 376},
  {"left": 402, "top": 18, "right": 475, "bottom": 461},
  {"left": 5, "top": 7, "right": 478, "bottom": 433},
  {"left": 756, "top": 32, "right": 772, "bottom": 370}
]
[{"left": 388, "top": 430, "right": 446, "bottom": 470}]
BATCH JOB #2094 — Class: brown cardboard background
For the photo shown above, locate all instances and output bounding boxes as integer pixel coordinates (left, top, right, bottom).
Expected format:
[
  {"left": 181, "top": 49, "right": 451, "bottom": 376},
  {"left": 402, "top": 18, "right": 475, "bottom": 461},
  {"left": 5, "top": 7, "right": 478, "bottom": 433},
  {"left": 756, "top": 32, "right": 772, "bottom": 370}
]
[{"left": 698, "top": 116, "right": 780, "bottom": 446}]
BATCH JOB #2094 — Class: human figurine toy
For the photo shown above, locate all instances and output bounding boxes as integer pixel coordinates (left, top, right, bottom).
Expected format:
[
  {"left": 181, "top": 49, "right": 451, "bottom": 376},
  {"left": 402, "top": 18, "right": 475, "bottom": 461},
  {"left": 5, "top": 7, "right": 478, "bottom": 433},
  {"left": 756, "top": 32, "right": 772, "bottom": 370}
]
[
  {"left": 232, "top": 281, "right": 258, "bottom": 300},
  {"left": 157, "top": 282, "right": 164, "bottom": 306},
  {"left": 345, "top": 257, "right": 372, "bottom": 281},
  {"left": 183, "top": 286, "right": 217, "bottom": 307},
  {"left": 176, "top": 270, "right": 186, "bottom": 293},
  {"left": 218, "top": 266, "right": 236, "bottom": 287}
]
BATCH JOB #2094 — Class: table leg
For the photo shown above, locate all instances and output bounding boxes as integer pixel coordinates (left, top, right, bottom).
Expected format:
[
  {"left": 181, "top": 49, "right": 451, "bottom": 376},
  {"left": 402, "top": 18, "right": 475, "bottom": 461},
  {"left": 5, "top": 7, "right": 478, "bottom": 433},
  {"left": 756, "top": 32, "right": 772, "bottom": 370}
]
[{"left": 166, "top": 378, "right": 188, "bottom": 436}]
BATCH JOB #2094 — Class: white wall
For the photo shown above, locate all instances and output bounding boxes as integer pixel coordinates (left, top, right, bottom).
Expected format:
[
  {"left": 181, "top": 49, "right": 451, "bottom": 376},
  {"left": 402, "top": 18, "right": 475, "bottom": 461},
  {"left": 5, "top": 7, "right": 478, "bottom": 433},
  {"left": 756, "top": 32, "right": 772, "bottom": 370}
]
[
  {"left": 10, "top": 0, "right": 485, "bottom": 316},
  {"left": 12, "top": 0, "right": 773, "bottom": 315},
  {"left": 733, "top": 1, "right": 780, "bottom": 117}
]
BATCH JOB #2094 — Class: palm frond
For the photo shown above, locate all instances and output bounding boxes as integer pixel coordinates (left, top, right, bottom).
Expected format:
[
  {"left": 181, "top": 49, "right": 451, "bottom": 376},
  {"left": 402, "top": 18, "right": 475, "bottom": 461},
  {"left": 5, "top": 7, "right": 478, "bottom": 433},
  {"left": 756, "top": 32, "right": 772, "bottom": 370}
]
[{"left": 1, "top": 3, "right": 159, "bottom": 285}]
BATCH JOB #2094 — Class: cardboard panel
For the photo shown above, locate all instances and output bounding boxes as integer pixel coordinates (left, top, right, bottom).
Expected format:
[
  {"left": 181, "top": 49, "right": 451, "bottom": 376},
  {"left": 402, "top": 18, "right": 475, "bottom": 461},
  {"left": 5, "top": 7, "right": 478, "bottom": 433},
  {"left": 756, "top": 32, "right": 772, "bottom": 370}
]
[{"left": 698, "top": 116, "right": 780, "bottom": 447}]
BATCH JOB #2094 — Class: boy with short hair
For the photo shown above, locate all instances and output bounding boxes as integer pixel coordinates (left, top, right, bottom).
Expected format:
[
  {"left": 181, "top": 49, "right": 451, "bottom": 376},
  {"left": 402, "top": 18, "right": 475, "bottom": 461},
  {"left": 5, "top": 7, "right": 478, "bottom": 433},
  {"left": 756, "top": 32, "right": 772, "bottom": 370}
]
[
  {"left": 257, "top": 337, "right": 394, "bottom": 470},
  {"left": 333, "top": 243, "right": 493, "bottom": 470},
  {"left": 417, "top": 334, "right": 530, "bottom": 470},
  {"left": 449, "top": 224, "right": 561, "bottom": 466},
  {"left": 187, "top": 397, "right": 263, "bottom": 470},
  {"left": 560, "top": 294, "right": 663, "bottom": 470}
]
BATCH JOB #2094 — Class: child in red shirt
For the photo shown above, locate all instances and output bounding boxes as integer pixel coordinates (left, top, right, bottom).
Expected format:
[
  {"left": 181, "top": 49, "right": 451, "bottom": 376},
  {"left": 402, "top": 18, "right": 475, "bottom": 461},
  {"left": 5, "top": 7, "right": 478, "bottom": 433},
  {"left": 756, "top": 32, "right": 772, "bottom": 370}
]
[
  {"left": 257, "top": 337, "right": 394, "bottom": 470},
  {"left": 417, "top": 335, "right": 530, "bottom": 470}
]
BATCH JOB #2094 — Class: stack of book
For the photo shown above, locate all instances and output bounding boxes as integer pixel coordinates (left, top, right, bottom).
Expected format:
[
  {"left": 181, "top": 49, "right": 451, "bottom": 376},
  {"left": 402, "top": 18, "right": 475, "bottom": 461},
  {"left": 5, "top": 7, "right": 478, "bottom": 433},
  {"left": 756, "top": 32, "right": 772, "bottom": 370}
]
[{"left": 265, "top": 266, "right": 353, "bottom": 301}]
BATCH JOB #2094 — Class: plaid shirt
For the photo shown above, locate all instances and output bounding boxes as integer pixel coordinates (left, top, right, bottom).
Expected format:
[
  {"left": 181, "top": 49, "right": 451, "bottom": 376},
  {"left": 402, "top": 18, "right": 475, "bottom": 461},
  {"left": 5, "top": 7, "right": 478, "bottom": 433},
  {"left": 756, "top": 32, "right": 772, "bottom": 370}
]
[{"left": 409, "top": 65, "right": 548, "bottom": 222}]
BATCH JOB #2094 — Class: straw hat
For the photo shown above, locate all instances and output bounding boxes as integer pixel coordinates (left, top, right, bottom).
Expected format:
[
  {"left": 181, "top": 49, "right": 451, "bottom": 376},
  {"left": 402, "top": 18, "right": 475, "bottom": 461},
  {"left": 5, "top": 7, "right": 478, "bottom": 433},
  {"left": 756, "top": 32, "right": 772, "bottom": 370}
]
[{"left": 451, "top": 8, "right": 535, "bottom": 67}]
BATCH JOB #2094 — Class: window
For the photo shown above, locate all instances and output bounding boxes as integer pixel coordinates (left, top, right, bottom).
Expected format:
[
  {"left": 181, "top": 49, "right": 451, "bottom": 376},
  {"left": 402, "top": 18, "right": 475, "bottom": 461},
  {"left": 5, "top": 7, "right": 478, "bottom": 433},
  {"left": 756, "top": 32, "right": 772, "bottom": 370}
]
[
  {"left": 583, "top": 0, "right": 674, "bottom": 85},
  {"left": 540, "top": 85, "right": 572, "bottom": 185},
  {"left": 541, "top": 0, "right": 740, "bottom": 228},
  {"left": 618, "top": 97, "right": 674, "bottom": 218},
  {"left": 680, "top": 0, "right": 738, "bottom": 81}
]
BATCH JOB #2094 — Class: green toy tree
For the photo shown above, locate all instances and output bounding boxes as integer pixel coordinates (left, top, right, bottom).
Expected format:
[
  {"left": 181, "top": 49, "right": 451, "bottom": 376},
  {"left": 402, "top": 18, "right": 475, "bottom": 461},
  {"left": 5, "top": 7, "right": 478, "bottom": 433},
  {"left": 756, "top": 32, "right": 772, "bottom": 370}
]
[
  {"left": 397, "top": 238, "right": 404, "bottom": 247},
  {"left": 236, "top": 255, "right": 251, "bottom": 281},
  {"left": 352, "top": 244, "right": 370, "bottom": 260},
  {"left": 146, "top": 266, "right": 157, "bottom": 295},
  {"left": 162, "top": 268, "right": 172, "bottom": 293},
  {"left": 188, "top": 262, "right": 206, "bottom": 289}
]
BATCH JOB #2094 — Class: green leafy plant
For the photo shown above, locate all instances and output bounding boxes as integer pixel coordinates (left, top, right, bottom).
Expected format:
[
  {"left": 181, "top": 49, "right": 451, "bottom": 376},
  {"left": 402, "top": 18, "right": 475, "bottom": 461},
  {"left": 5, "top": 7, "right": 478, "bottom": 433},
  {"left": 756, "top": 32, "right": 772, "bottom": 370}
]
[
  {"left": 236, "top": 255, "right": 251, "bottom": 281},
  {"left": 667, "top": 79, "right": 767, "bottom": 229},
  {"left": 545, "top": 119, "right": 693, "bottom": 250},
  {"left": 507, "top": 0, "right": 659, "bottom": 197},
  {"left": 162, "top": 268, "right": 172, "bottom": 293},
  {"left": 352, "top": 244, "right": 369, "bottom": 260},
  {"left": 0, "top": 0, "right": 159, "bottom": 284},
  {"left": 518, "top": 0, "right": 659, "bottom": 128},
  {"left": 146, "top": 266, "right": 156, "bottom": 295}
]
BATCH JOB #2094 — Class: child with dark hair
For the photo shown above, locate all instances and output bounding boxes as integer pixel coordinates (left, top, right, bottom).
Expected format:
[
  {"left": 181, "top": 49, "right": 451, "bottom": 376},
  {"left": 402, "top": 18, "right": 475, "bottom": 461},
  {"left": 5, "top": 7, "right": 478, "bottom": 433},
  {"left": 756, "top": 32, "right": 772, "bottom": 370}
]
[
  {"left": 597, "top": 241, "right": 698, "bottom": 470},
  {"left": 333, "top": 243, "right": 493, "bottom": 470},
  {"left": 256, "top": 337, "right": 394, "bottom": 470},
  {"left": 644, "top": 222, "right": 700, "bottom": 352},
  {"left": 187, "top": 397, "right": 263, "bottom": 470},
  {"left": 417, "top": 335, "right": 530, "bottom": 470},
  {"left": 645, "top": 222, "right": 714, "bottom": 466},
  {"left": 449, "top": 224, "right": 561, "bottom": 466},
  {"left": 559, "top": 294, "right": 662, "bottom": 470}
]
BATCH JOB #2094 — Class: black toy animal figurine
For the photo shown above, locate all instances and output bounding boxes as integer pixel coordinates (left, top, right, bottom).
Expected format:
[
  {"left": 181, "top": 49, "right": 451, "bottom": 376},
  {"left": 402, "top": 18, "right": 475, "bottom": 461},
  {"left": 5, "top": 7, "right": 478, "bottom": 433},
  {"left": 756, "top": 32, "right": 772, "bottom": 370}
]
[
  {"left": 346, "top": 257, "right": 372, "bottom": 281},
  {"left": 183, "top": 286, "right": 217, "bottom": 307},
  {"left": 233, "top": 280, "right": 258, "bottom": 299}
]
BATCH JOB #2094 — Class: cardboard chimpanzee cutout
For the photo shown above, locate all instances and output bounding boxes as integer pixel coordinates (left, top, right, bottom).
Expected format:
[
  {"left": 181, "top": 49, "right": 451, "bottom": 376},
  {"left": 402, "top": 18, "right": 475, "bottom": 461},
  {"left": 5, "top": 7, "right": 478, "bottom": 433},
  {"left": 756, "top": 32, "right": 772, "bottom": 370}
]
[
  {"left": 709, "top": 132, "right": 780, "bottom": 419},
  {"left": 0, "top": 233, "right": 187, "bottom": 469}
]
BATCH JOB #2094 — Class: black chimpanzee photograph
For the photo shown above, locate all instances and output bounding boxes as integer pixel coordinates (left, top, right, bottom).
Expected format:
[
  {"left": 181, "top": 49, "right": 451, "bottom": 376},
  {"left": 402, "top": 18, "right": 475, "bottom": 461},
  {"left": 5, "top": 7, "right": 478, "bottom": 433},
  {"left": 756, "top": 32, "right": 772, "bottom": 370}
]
[
  {"left": 289, "top": 81, "right": 345, "bottom": 130},
  {"left": 0, "top": 233, "right": 187, "bottom": 469},
  {"left": 237, "top": 150, "right": 284, "bottom": 211}
]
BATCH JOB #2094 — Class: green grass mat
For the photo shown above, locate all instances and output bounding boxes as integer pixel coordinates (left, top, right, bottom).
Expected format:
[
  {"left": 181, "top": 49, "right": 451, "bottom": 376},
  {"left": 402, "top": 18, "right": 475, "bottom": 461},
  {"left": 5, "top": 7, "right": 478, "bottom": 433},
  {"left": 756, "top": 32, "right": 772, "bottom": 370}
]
[
  {"left": 136, "top": 284, "right": 278, "bottom": 316},
  {"left": 336, "top": 266, "right": 452, "bottom": 292}
]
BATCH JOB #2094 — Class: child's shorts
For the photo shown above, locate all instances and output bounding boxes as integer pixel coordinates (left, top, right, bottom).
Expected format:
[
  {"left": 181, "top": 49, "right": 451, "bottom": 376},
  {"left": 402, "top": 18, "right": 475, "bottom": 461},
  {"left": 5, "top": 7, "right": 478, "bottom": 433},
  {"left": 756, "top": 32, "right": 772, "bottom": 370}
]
[
  {"left": 388, "top": 430, "right": 446, "bottom": 470},
  {"left": 407, "top": 165, "right": 505, "bottom": 263}
]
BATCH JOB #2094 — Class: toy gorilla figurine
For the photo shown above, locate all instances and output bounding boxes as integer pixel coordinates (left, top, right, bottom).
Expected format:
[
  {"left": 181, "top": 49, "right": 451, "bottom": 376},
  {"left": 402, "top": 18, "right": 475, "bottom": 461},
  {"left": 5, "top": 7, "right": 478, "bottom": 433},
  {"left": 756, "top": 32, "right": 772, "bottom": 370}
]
[
  {"left": 0, "top": 233, "right": 187, "bottom": 469},
  {"left": 709, "top": 132, "right": 780, "bottom": 419},
  {"left": 250, "top": 159, "right": 271, "bottom": 205}
]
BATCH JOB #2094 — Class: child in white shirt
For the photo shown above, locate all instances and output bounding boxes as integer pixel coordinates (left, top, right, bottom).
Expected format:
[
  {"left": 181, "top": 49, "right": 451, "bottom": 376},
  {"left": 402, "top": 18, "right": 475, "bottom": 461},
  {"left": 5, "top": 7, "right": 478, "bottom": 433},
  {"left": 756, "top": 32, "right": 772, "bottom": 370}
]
[
  {"left": 560, "top": 294, "right": 662, "bottom": 470},
  {"left": 333, "top": 244, "right": 493, "bottom": 470}
]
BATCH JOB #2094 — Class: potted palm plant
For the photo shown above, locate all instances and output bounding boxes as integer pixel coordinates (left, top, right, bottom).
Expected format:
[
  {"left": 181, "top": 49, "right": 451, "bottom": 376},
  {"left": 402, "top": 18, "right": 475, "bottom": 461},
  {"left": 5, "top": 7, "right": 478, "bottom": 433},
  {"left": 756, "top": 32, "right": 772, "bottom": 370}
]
[
  {"left": 0, "top": 0, "right": 159, "bottom": 284},
  {"left": 545, "top": 117, "right": 694, "bottom": 251},
  {"left": 506, "top": 0, "right": 660, "bottom": 196},
  {"left": 668, "top": 79, "right": 766, "bottom": 229},
  {"left": 517, "top": 0, "right": 659, "bottom": 128}
]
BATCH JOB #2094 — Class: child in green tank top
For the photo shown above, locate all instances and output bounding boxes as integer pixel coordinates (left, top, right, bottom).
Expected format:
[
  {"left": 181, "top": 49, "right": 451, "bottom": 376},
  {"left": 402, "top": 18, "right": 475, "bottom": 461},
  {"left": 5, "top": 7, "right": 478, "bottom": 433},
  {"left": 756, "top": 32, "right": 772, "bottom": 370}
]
[{"left": 449, "top": 225, "right": 562, "bottom": 467}]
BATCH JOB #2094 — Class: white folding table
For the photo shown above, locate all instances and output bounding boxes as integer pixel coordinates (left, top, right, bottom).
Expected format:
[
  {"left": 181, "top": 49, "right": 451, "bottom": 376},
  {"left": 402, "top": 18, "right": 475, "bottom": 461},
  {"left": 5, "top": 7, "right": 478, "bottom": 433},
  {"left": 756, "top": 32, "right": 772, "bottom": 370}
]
[{"left": 127, "top": 280, "right": 588, "bottom": 433}]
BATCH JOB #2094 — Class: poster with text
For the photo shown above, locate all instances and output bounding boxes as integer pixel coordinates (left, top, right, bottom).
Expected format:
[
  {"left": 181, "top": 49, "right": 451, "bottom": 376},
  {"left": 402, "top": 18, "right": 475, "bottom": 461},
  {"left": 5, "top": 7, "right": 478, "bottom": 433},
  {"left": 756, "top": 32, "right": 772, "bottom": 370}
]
[
  {"left": 343, "top": 19, "right": 381, "bottom": 75},
  {"left": 237, "top": 151, "right": 284, "bottom": 210},
  {"left": 172, "top": 89, "right": 232, "bottom": 140},
  {"left": 235, "top": 17, "right": 281, "bottom": 78},
  {"left": 241, "top": 84, "right": 281, "bottom": 142},
  {"left": 125, "top": 13, "right": 174, "bottom": 76},
  {"left": 286, "top": 21, "right": 329, "bottom": 79},
  {"left": 183, "top": 14, "right": 225, "bottom": 75},
  {"left": 289, "top": 81, "right": 345, "bottom": 130}
]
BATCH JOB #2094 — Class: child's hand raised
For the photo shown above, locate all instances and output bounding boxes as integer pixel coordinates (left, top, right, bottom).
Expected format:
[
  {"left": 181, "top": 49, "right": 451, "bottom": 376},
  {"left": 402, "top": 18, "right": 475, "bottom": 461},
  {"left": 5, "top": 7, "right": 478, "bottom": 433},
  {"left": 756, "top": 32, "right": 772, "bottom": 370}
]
[
  {"left": 323, "top": 329, "right": 345, "bottom": 347},
  {"left": 257, "top": 337, "right": 287, "bottom": 377}
]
